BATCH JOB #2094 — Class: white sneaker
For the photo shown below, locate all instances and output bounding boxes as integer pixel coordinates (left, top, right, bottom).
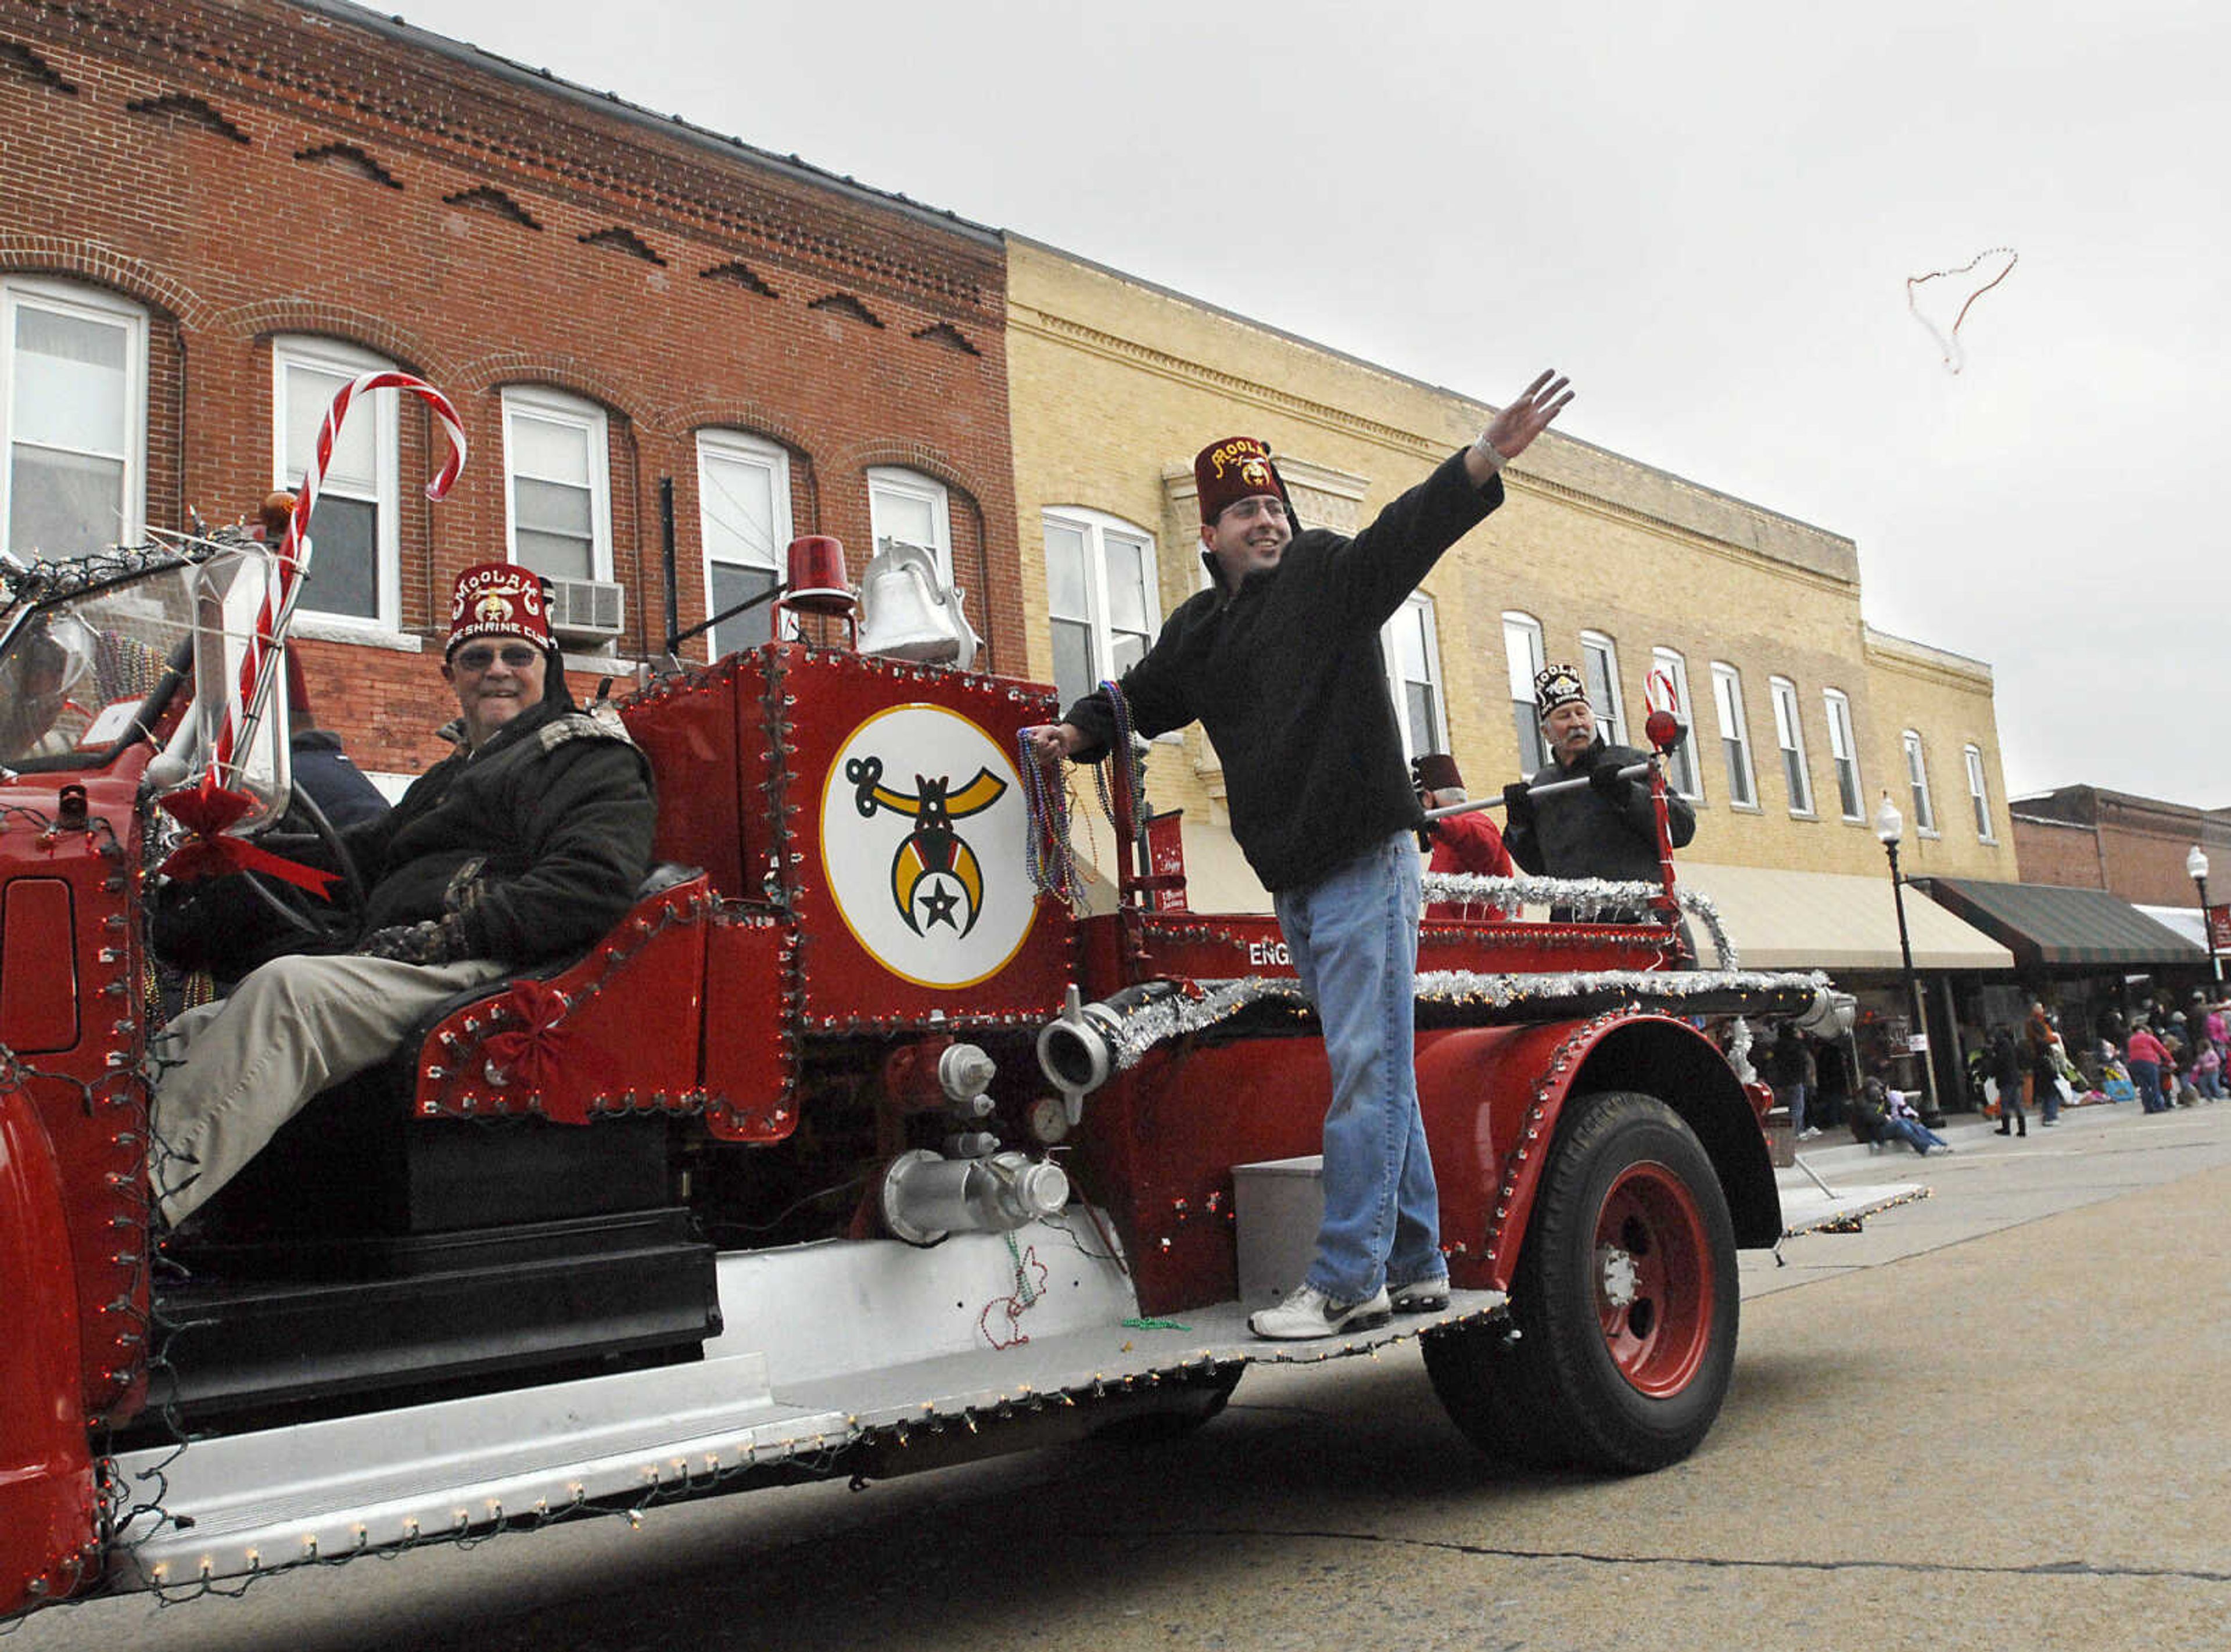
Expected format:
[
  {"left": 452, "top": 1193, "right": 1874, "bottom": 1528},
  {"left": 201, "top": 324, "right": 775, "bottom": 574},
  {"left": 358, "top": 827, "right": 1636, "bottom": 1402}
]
[
  {"left": 1249, "top": 1284, "right": 1391, "bottom": 1340},
  {"left": 1390, "top": 1277, "right": 1451, "bottom": 1314},
  {"left": 1798, "top": 1127, "right": 1824, "bottom": 1141}
]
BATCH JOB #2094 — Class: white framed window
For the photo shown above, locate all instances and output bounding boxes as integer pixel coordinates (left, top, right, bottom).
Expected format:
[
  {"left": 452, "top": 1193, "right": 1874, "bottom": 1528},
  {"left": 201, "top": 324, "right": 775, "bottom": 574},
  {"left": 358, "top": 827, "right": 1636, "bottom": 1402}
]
[
  {"left": 1, "top": 277, "right": 147, "bottom": 561},
  {"left": 1769, "top": 676, "right": 1813, "bottom": 817},
  {"left": 501, "top": 386, "right": 611, "bottom": 581},
  {"left": 1710, "top": 661, "right": 1757, "bottom": 809},
  {"left": 1651, "top": 646, "right": 1703, "bottom": 801},
  {"left": 1903, "top": 729, "right": 1937, "bottom": 834},
  {"left": 1578, "top": 630, "right": 1627, "bottom": 748},
  {"left": 272, "top": 336, "right": 399, "bottom": 627},
  {"left": 1503, "top": 611, "right": 1547, "bottom": 773},
  {"left": 1964, "top": 743, "right": 1994, "bottom": 842},
  {"left": 1383, "top": 592, "right": 1448, "bottom": 760},
  {"left": 1043, "top": 507, "right": 1158, "bottom": 711},
  {"left": 697, "top": 429, "right": 792, "bottom": 659},
  {"left": 868, "top": 466, "right": 952, "bottom": 586},
  {"left": 1823, "top": 688, "right": 1863, "bottom": 821}
]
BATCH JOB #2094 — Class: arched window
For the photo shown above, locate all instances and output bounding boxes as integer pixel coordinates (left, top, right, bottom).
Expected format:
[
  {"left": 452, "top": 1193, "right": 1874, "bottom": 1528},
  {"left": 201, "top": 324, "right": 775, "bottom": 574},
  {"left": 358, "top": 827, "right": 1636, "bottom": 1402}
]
[
  {"left": 273, "top": 335, "right": 399, "bottom": 627},
  {"left": 2, "top": 276, "right": 147, "bottom": 560},
  {"left": 501, "top": 386, "right": 612, "bottom": 581},
  {"left": 697, "top": 429, "right": 793, "bottom": 658},
  {"left": 1710, "top": 661, "right": 1757, "bottom": 809},
  {"left": 1502, "top": 611, "right": 1546, "bottom": 772},
  {"left": 1043, "top": 506, "right": 1158, "bottom": 709},
  {"left": 868, "top": 466, "right": 952, "bottom": 585},
  {"left": 1902, "top": 729, "right": 1936, "bottom": 834},
  {"left": 1768, "top": 676, "right": 1813, "bottom": 817},
  {"left": 1579, "top": 630, "right": 1627, "bottom": 748},
  {"left": 1652, "top": 647, "right": 1703, "bottom": 800},
  {"left": 1964, "top": 743, "right": 1993, "bottom": 842},
  {"left": 1823, "top": 688, "right": 1862, "bottom": 820},
  {"left": 1384, "top": 592, "right": 1448, "bottom": 760}
]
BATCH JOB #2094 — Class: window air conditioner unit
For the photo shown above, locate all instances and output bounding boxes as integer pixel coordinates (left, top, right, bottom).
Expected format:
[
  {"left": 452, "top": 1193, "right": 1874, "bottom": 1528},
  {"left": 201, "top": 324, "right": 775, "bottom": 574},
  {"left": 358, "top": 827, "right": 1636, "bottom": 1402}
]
[{"left": 545, "top": 576, "right": 626, "bottom": 643}]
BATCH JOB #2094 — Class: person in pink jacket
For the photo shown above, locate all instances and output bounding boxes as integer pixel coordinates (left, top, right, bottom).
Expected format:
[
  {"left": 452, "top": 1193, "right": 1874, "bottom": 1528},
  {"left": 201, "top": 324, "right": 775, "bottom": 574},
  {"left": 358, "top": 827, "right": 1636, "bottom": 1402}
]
[{"left": 2125, "top": 1021, "right": 2172, "bottom": 1114}]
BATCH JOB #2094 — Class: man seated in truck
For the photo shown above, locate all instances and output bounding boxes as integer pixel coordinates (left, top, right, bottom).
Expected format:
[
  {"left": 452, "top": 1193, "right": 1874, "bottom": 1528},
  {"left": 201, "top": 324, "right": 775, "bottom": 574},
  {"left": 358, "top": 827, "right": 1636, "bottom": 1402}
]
[{"left": 148, "top": 562, "right": 656, "bottom": 1229}]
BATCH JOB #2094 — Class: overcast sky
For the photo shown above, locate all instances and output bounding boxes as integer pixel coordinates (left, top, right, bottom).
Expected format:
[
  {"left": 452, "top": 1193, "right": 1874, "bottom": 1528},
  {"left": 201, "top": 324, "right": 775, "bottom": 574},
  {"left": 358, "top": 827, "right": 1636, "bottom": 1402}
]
[{"left": 399, "top": 0, "right": 2227, "bottom": 807}]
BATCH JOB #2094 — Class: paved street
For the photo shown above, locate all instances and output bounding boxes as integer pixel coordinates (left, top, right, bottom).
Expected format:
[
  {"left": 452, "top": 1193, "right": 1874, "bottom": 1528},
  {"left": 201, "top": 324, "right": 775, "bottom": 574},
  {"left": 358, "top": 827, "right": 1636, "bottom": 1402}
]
[{"left": 19, "top": 1100, "right": 2231, "bottom": 1652}]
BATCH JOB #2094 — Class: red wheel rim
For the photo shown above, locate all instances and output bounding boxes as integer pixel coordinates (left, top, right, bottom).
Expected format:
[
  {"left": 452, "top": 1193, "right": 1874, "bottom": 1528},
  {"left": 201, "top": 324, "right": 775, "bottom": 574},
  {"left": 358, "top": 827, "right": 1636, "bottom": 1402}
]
[{"left": 1592, "top": 1160, "right": 1713, "bottom": 1398}]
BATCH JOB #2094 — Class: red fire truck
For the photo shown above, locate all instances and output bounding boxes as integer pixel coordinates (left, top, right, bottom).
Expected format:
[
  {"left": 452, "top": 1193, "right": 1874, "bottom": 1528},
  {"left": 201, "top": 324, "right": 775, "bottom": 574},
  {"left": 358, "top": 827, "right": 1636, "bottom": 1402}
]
[{"left": 0, "top": 487, "right": 1844, "bottom": 1622}]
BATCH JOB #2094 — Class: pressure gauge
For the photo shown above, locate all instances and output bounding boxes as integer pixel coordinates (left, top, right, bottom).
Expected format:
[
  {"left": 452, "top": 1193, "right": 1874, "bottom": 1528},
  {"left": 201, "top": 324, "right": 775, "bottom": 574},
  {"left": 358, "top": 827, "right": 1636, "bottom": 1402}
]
[{"left": 1027, "top": 1094, "right": 1070, "bottom": 1145}]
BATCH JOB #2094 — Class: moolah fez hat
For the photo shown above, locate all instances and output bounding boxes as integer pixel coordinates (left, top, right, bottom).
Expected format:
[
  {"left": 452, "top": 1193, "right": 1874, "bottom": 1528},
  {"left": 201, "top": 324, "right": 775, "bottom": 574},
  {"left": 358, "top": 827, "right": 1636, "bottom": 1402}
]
[
  {"left": 1194, "top": 436, "right": 1294, "bottom": 526},
  {"left": 447, "top": 562, "right": 555, "bottom": 658},
  {"left": 1533, "top": 663, "right": 1590, "bottom": 721}
]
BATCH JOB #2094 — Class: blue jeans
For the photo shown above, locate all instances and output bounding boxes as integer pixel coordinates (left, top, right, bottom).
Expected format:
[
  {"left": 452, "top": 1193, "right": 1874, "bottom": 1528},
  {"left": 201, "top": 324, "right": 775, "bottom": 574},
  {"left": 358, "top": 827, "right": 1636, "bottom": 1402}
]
[
  {"left": 1274, "top": 832, "right": 1443, "bottom": 1302},
  {"left": 2130, "top": 1060, "right": 2164, "bottom": 1111},
  {"left": 1882, "top": 1115, "right": 1947, "bottom": 1154}
]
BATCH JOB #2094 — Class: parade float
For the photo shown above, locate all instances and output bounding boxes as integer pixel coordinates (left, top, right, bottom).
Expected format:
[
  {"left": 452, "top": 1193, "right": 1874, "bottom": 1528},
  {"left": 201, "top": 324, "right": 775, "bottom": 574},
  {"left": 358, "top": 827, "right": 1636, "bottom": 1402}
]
[{"left": 0, "top": 376, "right": 1849, "bottom": 1619}]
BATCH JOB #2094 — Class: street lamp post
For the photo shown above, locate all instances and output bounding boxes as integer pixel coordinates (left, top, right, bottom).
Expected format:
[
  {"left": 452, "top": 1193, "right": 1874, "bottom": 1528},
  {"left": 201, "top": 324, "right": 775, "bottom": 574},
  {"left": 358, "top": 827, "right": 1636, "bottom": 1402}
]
[
  {"left": 2189, "top": 844, "right": 2222, "bottom": 985},
  {"left": 1875, "top": 793, "right": 1944, "bottom": 1126}
]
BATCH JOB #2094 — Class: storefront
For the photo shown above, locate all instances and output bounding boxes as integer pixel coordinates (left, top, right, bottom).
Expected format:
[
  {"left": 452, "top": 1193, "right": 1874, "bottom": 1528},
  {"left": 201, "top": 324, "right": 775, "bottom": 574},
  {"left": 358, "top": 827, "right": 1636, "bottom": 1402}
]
[
  {"left": 1674, "top": 861, "right": 2014, "bottom": 1117},
  {"left": 1911, "top": 877, "right": 2207, "bottom": 1072}
]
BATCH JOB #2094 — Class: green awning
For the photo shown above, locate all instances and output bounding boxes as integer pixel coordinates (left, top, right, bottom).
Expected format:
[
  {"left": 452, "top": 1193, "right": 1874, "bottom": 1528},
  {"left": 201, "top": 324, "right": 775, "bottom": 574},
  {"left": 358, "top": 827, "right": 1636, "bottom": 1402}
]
[{"left": 1916, "top": 877, "right": 2204, "bottom": 969}]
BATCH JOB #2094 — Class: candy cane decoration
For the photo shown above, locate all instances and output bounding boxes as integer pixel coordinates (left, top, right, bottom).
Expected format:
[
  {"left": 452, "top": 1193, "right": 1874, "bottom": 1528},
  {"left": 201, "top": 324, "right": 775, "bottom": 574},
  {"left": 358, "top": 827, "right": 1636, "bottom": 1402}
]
[{"left": 207, "top": 371, "right": 467, "bottom": 785}]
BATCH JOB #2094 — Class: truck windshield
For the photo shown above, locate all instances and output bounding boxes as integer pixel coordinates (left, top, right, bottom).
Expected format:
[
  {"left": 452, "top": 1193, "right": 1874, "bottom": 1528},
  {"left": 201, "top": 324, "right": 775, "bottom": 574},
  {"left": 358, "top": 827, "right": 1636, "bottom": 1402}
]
[{"left": 0, "top": 554, "right": 198, "bottom": 771}]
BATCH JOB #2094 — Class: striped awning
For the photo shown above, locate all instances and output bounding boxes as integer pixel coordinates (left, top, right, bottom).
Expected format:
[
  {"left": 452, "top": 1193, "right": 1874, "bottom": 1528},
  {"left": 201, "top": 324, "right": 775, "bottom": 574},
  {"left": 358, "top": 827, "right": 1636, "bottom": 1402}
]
[
  {"left": 1917, "top": 877, "right": 2205, "bottom": 969},
  {"left": 1672, "top": 861, "right": 2013, "bottom": 972}
]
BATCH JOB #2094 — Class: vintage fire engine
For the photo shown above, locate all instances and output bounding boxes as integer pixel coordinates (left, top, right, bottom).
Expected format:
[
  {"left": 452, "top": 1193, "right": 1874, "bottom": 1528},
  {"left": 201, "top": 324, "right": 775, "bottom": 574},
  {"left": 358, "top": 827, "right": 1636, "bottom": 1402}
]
[{"left": 0, "top": 386, "right": 1848, "bottom": 1622}]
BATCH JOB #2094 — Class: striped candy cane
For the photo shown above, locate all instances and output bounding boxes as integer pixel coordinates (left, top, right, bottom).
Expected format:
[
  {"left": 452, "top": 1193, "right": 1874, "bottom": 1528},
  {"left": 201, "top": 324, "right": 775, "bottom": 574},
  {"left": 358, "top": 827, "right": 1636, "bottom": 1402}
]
[{"left": 207, "top": 371, "right": 468, "bottom": 785}]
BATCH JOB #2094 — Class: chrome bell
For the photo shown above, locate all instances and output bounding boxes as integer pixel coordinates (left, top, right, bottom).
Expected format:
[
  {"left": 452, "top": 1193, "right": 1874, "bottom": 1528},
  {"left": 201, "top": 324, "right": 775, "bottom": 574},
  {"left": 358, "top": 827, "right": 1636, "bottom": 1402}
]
[{"left": 856, "top": 538, "right": 980, "bottom": 669}]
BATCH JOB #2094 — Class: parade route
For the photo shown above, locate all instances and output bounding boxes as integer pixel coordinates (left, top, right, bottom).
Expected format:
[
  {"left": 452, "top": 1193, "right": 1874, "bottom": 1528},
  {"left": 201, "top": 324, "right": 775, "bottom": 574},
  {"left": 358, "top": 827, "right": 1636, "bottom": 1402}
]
[{"left": 22, "top": 1097, "right": 2229, "bottom": 1652}]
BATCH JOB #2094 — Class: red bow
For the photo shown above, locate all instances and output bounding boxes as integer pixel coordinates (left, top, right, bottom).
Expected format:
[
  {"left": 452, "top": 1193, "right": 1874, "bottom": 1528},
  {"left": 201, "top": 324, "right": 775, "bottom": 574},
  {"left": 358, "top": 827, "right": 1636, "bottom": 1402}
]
[
  {"left": 156, "top": 782, "right": 339, "bottom": 896},
  {"left": 479, "top": 979, "right": 616, "bottom": 1125}
]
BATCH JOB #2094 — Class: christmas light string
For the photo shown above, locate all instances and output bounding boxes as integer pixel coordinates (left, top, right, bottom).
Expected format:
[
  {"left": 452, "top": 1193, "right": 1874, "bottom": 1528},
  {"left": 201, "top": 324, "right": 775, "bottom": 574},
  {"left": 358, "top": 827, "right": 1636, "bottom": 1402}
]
[
  {"left": 1421, "top": 870, "right": 1738, "bottom": 969},
  {"left": 1906, "top": 247, "right": 2018, "bottom": 375}
]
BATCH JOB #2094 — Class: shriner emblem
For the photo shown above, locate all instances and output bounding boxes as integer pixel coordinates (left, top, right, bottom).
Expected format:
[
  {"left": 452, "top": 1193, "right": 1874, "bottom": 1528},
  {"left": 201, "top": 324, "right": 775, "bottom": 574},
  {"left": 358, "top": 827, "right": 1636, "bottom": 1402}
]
[{"left": 819, "top": 704, "right": 1038, "bottom": 989}]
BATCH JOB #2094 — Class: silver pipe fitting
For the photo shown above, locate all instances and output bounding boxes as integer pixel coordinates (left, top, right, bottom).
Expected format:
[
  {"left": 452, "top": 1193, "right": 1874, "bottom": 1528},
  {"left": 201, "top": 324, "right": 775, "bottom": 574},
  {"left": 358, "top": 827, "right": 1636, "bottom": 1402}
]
[{"left": 880, "top": 1148, "right": 1071, "bottom": 1247}]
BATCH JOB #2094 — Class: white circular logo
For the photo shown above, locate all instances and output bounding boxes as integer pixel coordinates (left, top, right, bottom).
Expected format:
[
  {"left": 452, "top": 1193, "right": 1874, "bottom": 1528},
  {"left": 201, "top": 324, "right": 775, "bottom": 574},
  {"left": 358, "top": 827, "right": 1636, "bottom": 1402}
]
[{"left": 818, "top": 703, "right": 1039, "bottom": 989}]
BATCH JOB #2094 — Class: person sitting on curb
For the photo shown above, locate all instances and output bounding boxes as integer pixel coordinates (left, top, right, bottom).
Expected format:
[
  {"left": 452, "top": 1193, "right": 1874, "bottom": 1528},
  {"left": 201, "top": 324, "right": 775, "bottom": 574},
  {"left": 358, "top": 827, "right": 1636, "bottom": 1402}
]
[{"left": 1852, "top": 1077, "right": 1952, "bottom": 1156}]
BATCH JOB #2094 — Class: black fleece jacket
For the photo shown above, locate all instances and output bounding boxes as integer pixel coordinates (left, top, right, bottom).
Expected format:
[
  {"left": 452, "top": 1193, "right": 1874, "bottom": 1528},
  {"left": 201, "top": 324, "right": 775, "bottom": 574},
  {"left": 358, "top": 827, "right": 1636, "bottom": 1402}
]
[
  {"left": 1064, "top": 452, "right": 1501, "bottom": 892},
  {"left": 1504, "top": 737, "right": 1696, "bottom": 884},
  {"left": 351, "top": 692, "right": 655, "bottom": 966}
]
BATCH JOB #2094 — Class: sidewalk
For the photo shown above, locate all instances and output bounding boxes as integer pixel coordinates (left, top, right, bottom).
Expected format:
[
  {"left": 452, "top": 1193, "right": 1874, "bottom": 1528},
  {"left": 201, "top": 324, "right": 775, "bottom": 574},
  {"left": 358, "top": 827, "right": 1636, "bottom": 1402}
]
[{"left": 1772, "top": 1094, "right": 2136, "bottom": 1236}]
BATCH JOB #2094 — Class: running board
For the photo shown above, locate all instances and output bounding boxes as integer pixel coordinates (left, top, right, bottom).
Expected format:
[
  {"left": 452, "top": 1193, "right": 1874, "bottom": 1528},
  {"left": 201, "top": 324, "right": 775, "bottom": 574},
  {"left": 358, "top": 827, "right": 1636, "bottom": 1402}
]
[
  {"left": 106, "top": 1288, "right": 1504, "bottom": 1591},
  {"left": 1780, "top": 1181, "right": 1931, "bottom": 1237}
]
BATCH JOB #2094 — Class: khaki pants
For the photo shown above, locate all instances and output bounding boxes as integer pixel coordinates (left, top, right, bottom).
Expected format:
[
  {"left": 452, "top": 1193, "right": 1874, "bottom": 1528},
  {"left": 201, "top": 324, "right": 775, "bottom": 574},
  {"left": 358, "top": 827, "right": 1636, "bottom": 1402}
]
[{"left": 149, "top": 953, "right": 508, "bottom": 1226}]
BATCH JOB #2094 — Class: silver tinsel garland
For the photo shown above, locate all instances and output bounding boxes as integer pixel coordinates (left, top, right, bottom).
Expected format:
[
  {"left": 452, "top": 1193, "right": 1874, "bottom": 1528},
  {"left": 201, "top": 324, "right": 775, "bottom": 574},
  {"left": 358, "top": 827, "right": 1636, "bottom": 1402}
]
[
  {"left": 1096, "top": 965, "right": 1830, "bottom": 1075},
  {"left": 1419, "top": 871, "right": 1738, "bottom": 969}
]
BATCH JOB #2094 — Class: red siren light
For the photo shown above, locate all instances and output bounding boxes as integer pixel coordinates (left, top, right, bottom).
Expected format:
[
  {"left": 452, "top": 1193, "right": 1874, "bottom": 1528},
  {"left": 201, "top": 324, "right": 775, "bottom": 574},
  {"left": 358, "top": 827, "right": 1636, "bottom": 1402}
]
[{"left": 784, "top": 536, "right": 854, "bottom": 616}]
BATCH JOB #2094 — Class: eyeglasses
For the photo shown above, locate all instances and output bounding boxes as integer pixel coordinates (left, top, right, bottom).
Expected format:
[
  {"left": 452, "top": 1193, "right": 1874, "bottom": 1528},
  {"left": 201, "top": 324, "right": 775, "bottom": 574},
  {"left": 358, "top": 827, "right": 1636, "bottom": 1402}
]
[{"left": 453, "top": 644, "right": 542, "bottom": 671}]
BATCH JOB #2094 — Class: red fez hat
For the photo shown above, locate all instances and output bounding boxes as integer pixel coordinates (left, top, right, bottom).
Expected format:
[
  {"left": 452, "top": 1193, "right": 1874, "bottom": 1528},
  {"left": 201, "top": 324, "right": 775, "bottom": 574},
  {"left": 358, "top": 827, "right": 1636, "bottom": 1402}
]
[
  {"left": 1413, "top": 753, "right": 1465, "bottom": 795},
  {"left": 447, "top": 561, "right": 555, "bottom": 658},
  {"left": 1194, "top": 436, "right": 1293, "bottom": 526}
]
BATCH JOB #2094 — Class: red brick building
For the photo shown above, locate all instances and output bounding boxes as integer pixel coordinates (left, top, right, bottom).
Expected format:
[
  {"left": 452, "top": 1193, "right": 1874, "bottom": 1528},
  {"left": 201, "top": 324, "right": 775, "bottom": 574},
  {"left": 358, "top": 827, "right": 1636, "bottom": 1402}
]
[
  {"left": 2009, "top": 785, "right": 2231, "bottom": 908},
  {"left": 1, "top": 0, "right": 1016, "bottom": 779}
]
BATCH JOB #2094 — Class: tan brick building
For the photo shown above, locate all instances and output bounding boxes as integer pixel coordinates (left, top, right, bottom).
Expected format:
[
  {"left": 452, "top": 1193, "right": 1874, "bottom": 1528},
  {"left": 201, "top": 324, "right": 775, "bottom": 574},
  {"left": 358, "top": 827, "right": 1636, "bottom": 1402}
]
[{"left": 2, "top": 0, "right": 1016, "bottom": 782}]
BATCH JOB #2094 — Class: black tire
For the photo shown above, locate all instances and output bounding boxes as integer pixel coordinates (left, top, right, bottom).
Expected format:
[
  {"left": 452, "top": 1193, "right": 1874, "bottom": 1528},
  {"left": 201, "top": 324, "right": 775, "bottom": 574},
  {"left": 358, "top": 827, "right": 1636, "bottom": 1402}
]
[{"left": 1424, "top": 1090, "right": 1738, "bottom": 1473}]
